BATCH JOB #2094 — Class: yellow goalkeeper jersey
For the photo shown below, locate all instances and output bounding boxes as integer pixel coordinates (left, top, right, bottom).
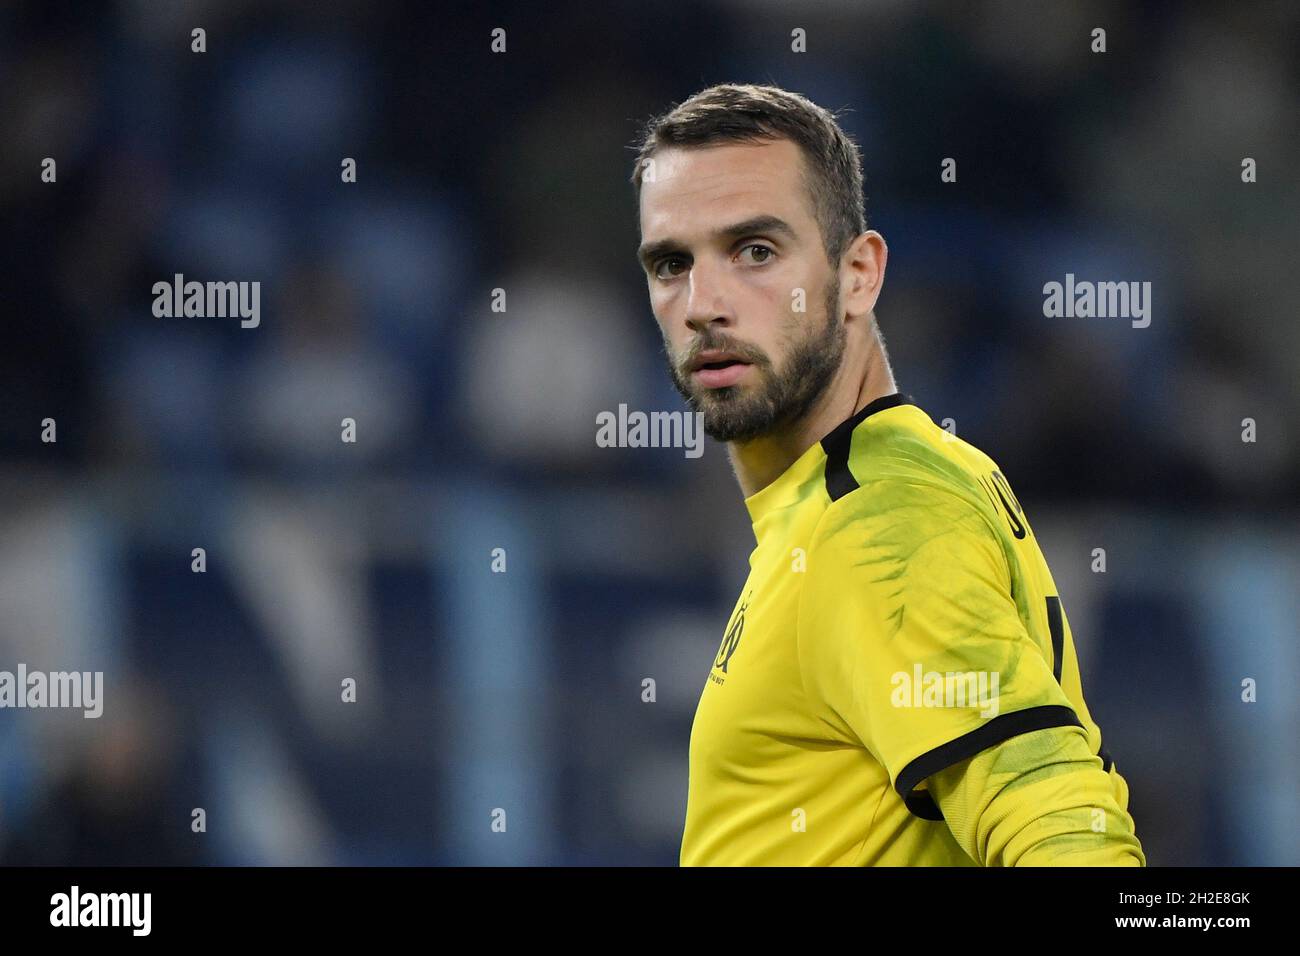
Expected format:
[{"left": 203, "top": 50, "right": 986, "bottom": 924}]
[{"left": 680, "top": 392, "right": 1144, "bottom": 866}]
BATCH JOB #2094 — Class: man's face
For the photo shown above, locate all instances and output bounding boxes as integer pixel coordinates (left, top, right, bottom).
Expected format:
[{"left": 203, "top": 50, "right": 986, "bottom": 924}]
[{"left": 637, "top": 139, "right": 845, "bottom": 443}]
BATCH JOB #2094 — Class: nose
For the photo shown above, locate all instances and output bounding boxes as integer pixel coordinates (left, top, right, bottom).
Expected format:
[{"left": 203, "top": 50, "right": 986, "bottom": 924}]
[{"left": 683, "top": 259, "right": 733, "bottom": 334}]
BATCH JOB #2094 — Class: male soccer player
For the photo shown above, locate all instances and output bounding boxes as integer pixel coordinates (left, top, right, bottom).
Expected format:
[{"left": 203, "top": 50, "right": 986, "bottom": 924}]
[{"left": 630, "top": 83, "right": 1144, "bottom": 866}]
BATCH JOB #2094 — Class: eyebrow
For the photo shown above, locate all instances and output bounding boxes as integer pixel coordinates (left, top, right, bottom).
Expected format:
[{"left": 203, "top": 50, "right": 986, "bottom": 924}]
[{"left": 637, "top": 214, "right": 799, "bottom": 271}]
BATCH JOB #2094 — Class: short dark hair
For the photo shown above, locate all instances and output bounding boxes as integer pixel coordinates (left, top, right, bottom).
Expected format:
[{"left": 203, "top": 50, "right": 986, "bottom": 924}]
[{"left": 630, "top": 83, "right": 867, "bottom": 266}]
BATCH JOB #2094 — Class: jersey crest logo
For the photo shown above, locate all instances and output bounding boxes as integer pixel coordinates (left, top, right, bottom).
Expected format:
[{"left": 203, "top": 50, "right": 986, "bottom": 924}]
[{"left": 714, "top": 593, "right": 749, "bottom": 673}]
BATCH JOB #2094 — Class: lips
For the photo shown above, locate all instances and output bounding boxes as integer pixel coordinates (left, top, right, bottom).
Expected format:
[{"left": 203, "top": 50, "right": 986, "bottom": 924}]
[{"left": 689, "top": 350, "right": 753, "bottom": 388}]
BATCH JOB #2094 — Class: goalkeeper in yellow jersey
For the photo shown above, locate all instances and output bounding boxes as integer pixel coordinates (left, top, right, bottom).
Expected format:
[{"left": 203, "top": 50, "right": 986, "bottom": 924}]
[{"left": 630, "top": 83, "right": 1144, "bottom": 866}]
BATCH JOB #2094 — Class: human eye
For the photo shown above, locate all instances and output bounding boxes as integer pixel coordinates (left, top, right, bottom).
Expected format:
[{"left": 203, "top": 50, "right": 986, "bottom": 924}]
[
  {"left": 737, "top": 243, "right": 775, "bottom": 266},
  {"left": 653, "top": 255, "right": 689, "bottom": 281}
]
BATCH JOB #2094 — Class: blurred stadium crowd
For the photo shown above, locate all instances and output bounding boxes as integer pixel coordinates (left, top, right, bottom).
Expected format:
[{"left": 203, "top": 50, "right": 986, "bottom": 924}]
[{"left": 1, "top": 0, "right": 1296, "bottom": 865}]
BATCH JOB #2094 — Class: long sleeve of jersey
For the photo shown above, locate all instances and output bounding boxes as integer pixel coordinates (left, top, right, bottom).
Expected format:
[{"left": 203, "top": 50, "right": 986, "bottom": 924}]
[{"left": 927, "top": 723, "right": 1146, "bottom": 865}]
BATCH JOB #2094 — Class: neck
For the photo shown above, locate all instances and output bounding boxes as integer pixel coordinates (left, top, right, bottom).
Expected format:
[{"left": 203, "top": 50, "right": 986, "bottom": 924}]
[{"left": 727, "top": 327, "right": 896, "bottom": 500}]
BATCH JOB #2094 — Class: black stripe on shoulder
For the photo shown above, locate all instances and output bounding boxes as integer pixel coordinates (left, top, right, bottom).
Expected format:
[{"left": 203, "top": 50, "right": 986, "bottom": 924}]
[
  {"left": 895, "top": 704, "right": 1084, "bottom": 822},
  {"left": 819, "top": 392, "right": 913, "bottom": 502}
]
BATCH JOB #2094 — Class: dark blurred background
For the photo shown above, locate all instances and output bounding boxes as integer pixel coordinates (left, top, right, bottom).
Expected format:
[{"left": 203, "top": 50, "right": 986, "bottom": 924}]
[{"left": 0, "top": 0, "right": 1296, "bottom": 865}]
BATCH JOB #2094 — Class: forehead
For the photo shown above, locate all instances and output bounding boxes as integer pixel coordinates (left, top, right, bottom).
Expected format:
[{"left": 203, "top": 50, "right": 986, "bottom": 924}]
[{"left": 638, "top": 138, "right": 813, "bottom": 238}]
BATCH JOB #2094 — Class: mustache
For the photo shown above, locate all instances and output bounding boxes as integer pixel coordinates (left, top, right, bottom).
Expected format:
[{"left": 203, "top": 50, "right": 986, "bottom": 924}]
[{"left": 675, "top": 336, "right": 769, "bottom": 375}]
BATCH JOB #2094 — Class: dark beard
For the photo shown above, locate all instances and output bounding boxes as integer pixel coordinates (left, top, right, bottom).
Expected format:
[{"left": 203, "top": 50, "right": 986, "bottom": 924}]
[{"left": 666, "top": 276, "right": 846, "bottom": 443}]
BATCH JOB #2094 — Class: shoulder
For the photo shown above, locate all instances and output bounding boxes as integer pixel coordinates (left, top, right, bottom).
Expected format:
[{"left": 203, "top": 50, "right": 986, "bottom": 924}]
[
  {"left": 817, "top": 406, "right": 1000, "bottom": 539},
  {"left": 806, "top": 428, "right": 1017, "bottom": 605},
  {"left": 828, "top": 403, "right": 994, "bottom": 503},
  {"left": 804, "top": 396, "right": 1029, "bottom": 584},
  {"left": 808, "top": 474, "right": 1008, "bottom": 586}
]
